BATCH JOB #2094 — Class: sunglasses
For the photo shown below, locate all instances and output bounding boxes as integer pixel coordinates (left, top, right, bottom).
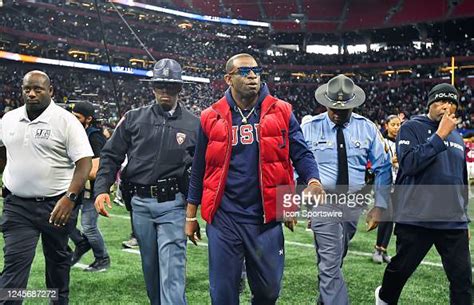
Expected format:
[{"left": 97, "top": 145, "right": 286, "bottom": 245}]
[
  {"left": 152, "top": 83, "right": 182, "bottom": 92},
  {"left": 228, "top": 66, "right": 263, "bottom": 77}
]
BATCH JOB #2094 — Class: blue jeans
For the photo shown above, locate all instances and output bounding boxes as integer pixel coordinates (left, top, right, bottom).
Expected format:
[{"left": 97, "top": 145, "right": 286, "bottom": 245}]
[
  {"left": 131, "top": 193, "right": 187, "bottom": 305},
  {"left": 70, "top": 198, "right": 108, "bottom": 259}
]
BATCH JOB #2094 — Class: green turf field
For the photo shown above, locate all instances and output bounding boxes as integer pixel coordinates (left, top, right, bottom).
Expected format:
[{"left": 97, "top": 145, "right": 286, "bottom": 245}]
[{"left": 0, "top": 198, "right": 473, "bottom": 305}]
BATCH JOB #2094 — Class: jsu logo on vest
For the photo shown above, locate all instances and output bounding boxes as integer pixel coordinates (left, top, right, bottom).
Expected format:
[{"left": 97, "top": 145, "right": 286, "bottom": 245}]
[{"left": 232, "top": 124, "right": 260, "bottom": 146}]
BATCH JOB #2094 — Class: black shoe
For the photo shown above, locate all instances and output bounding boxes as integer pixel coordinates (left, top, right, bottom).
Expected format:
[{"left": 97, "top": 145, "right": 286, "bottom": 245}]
[
  {"left": 84, "top": 257, "right": 110, "bottom": 272},
  {"left": 71, "top": 243, "right": 91, "bottom": 265}
]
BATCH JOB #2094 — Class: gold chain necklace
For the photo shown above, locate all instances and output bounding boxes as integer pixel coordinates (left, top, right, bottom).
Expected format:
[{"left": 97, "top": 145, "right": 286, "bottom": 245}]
[{"left": 236, "top": 106, "right": 256, "bottom": 124}]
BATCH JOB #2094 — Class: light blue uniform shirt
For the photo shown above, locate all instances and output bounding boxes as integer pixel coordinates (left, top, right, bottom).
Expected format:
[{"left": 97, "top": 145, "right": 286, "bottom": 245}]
[{"left": 301, "top": 112, "right": 392, "bottom": 208}]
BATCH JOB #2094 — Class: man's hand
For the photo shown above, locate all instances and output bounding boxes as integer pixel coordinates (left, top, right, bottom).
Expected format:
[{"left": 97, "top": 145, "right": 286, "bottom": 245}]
[
  {"left": 436, "top": 111, "right": 457, "bottom": 140},
  {"left": 95, "top": 193, "right": 112, "bottom": 217},
  {"left": 49, "top": 196, "right": 75, "bottom": 227},
  {"left": 366, "top": 207, "right": 384, "bottom": 231},
  {"left": 303, "top": 179, "right": 326, "bottom": 205},
  {"left": 284, "top": 218, "right": 297, "bottom": 232},
  {"left": 185, "top": 220, "right": 201, "bottom": 246}
]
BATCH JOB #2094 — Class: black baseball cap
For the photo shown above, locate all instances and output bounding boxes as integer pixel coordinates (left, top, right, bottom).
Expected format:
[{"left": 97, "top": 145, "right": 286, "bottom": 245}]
[{"left": 73, "top": 101, "right": 95, "bottom": 118}]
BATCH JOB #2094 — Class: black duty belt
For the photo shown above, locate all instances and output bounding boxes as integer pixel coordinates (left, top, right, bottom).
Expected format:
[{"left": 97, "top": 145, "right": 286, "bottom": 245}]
[
  {"left": 126, "top": 178, "right": 180, "bottom": 203},
  {"left": 2, "top": 187, "right": 64, "bottom": 202}
]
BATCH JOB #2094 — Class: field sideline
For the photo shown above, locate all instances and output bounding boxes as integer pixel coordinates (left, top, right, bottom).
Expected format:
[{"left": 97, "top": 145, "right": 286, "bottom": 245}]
[{"left": 0, "top": 199, "right": 473, "bottom": 305}]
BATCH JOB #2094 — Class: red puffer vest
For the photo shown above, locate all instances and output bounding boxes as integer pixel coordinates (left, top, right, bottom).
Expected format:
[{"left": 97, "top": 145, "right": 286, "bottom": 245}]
[{"left": 200, "top": 94, "right": 294, "bottom": 224}]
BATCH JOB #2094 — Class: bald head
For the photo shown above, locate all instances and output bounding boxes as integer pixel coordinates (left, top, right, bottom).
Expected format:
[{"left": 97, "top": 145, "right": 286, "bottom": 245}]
[
  {"left": 225, "top": 53, "right": 256, "bottom": 73},
  {"left": 23, "top": 70, "right": 51, "bottom": 87}
]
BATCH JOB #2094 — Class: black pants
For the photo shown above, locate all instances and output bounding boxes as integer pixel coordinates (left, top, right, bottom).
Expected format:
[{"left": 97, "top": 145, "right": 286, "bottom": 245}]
[
  {"left": 376, "top": 221, "right": 393, "bottom": 249},
  {"left": 0, "top": 195, "right": 78, "bottom": 305},
  {"left": 379, "top": 223, "right": 472, "bottom": 305}
]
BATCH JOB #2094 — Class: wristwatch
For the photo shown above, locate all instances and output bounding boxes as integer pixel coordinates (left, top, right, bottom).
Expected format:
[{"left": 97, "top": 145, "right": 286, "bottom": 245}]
[{"left": 65, "top": 191, "right": 78, "bottom": 203}]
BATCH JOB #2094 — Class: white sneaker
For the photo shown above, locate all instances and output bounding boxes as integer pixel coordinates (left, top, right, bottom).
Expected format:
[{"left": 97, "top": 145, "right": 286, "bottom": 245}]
[
  {"left": 113, "top": 197, "right": 125, "bottom": 207},
  {"left": 375, "top": 286, "right": 388, "bottom": 305},
  {"left": 372, "top": 249, "right": 383, "bottom": 264},
  {"left": 382, "top": 252, "right": 392, "bottom": 263}
]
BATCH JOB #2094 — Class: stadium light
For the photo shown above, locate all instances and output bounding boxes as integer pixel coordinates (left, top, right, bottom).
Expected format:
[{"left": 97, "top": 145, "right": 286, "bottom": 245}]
[
  {"left": 396, "top": 69, "right": 413, "bottom": 74},
  {"left": 109, "top": 0, "right": 270, "bottom": 28},
  {"left": 178, "top": 22, "right": 193, "bottom": 29},
  {"left": 0, "top": 50, "right": 210, "bottom": 83}
]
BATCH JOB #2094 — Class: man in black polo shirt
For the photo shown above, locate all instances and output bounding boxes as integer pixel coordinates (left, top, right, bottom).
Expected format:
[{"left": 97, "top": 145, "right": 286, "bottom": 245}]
[{"left": 70, "top": 101, "right": 110, "bottom": 272}]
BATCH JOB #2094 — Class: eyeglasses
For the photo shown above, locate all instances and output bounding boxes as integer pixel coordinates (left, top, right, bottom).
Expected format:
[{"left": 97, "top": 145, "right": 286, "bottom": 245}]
[{"left": 228, "top": 66, "right": 263, "bottom": 77}]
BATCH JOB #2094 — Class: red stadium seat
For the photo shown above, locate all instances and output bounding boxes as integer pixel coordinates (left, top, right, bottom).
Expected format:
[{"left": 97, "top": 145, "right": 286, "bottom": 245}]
[
  {"left": 305, "top": 21, "right": 338, "bottom": 33},
  {"left": 192, "top": 0, "right": 221, "bottom": 16},
  {"left": 262, "top": 0, "right": 297, "bottom": 19},
  {"left": 451, "top": 0, "right": 474, "bottom": 18},
  {"left": 271, "top": 21, "right": 302, "bottom": 32},
  {"left": 390, "top": 0, "right": 448, "bottom": 25},
  {"left": 222, "top": 0, "right": 261, "bottom": 20},
  {"left": 342, "top": 0, "right": 398, "bottom": 30},
  {"left": 303, "top": 0, "right": 344, "bottom": 19}
]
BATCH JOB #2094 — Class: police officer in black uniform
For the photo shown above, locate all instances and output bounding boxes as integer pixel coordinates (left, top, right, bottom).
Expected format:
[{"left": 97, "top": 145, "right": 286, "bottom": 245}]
[{"left": 94, "top": 59, "right": 199, "bottom": 305}]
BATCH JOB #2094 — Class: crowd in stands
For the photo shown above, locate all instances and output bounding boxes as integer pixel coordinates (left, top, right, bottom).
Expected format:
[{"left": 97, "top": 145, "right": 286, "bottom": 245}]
[
  {"left": 2, "top": 3, "right": 474, "bottom": 72},
  {"left": 260, "top": 40, "right": 474, "bottom": 66},
  {"left": 0, "top": 2, "right": 472, "bottom": 131},
  {"left": 1, "top": 62, "right": 472, "bottom": 132}
]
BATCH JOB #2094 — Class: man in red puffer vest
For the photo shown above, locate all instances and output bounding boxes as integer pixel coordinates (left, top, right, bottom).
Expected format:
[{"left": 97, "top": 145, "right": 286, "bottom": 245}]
[{"left": 186, "top": 53, "right": 324, "bottom": 305}]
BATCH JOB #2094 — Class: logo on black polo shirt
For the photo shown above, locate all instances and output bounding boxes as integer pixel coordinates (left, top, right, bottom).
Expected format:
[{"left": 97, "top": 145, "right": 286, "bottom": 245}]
[{"left": 35, "top": 129, "right": 51, "bottom": 140}]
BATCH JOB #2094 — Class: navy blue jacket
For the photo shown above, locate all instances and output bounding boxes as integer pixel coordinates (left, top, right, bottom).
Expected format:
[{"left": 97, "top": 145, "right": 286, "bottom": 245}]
[
  {"left": 394, "top": 115, "right": 469, "bottom": 229},
  {"left": 187, "top": 84, "right": 320, "bottom": 224}
]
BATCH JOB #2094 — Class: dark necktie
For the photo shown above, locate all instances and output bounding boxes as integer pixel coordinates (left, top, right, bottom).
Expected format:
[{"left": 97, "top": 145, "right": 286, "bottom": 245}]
[{"left": 336, "top": 126, "right": 349, "bottom": 193}]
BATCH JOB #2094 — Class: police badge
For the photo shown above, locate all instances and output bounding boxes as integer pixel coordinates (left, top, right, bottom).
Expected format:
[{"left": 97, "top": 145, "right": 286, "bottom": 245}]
[{"left": 176, "top": 132, "right": 186, "bottom": 145}]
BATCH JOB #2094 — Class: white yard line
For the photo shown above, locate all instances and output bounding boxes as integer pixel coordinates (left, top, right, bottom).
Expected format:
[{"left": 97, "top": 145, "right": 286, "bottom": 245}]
[
  {"left": 286, "top": 240, "right": 456, "bottom": 269},
  {"left": 112, "top": 214, "right": 470, "bottom": 270},
  {"left": 122, "top": 248, "right": 140, "bottom": 255},
  {"left": 72, "top": 263, "right": 89, "bottom": 270},
  {"left": 107, "top": 213, "right": 132, "bottom": 220}
]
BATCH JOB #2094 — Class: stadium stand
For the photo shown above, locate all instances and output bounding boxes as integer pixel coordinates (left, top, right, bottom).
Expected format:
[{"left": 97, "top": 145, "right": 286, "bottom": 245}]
[{"left": 0, "top": 0, "right": 473, "bottom": 132}]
